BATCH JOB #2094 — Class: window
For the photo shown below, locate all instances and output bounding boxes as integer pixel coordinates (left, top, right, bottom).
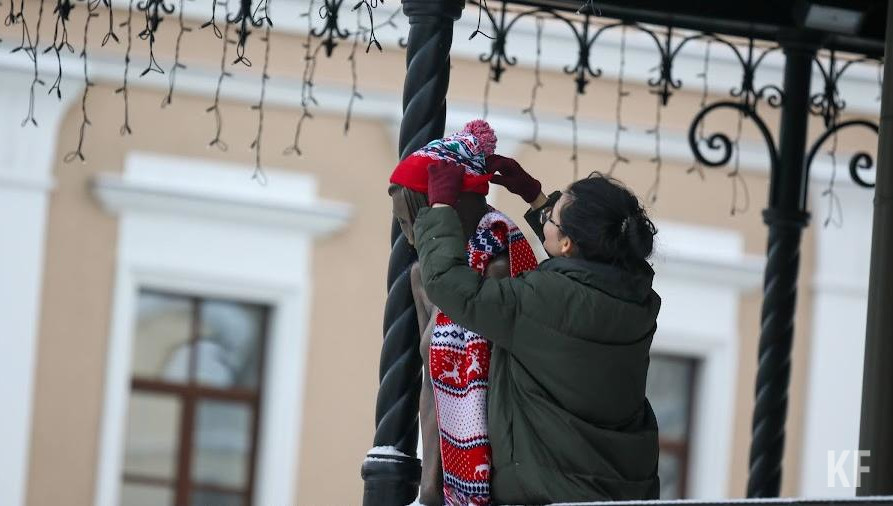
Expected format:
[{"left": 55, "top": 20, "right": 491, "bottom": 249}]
[
  {"left": 646, "top": 354, "right": 698, "bottom": 499},
  {"left": 121, "top": 290, "right": 269, "bottom": 506}
]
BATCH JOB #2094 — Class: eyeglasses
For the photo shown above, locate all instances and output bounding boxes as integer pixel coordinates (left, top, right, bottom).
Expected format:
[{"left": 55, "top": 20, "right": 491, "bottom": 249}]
[{"left": 538, "top": 206, "right": 563, "bottom": 232}]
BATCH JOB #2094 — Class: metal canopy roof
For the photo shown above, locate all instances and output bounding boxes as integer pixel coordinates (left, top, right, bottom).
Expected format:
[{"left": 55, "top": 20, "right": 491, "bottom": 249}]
[{"left": 504, "top": 0, "right": 888, "bottom": 57}]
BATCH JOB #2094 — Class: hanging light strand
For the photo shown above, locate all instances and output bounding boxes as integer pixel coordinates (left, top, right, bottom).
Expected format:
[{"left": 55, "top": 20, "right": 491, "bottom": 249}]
[
  {"left": 64, "top": 2, "right": 99, "bottom": 163},
  {"left": 687, "top": 39, "right": 711, "bottom": 179},
  {"left": 344, "top": 8, "right": 398, "bottom": 133},
  {"left": 207, "top": 15, "right": 232, "bottom": 151},
  {"left": 115, "top": 0, "right": 135, "bottom": 135},
  {"left": 350, "top": 0, "right": 383, "bottom": 52},
  {"left": 468, "top": 0, "right": 494, "bottom": 40},
  {"left": 162, "top": 0, "right": 192, "bottom": 107},
  {"left": 201, "top": 0, "right": 224, "bottom": 38},
  {"left": 284, "top": 0, "right": 322, "bottom": 156},
  {"left": 9, "top": 0, "right": 35, "bottom": 60},
  {"left": 645, "top": 93, "right": 663, "bottom": 204},
  {"left": 101, "top": 0, "right": 119, "bottom": 45},
  {"left": 728, "top": 107, "right": 750, "bottom": 215},
  {"left": 821, "top": 126, "right": 843, "bottom": 227},
  {"left": 249, "top": 25, "right": 272, "bottom": 184},
  {"left": 344, "top": 9, "right": 363, "bottom": 134},
  {"left": 138, "top": 0, "right": 171, "bottom": 76},
  {"left": 46, "top": 0, "right": 74, "bottom": 100},
  {"left": 482, "top": 66, "right": 491, "bottom": 119},
  {"left": 521, "top": 15, "right": 544, "bottom": 151},
  {"left": 568, "top": 89, "right": 580, "bottom": 180},
  {"left": 608, "top": 24, "right": 629, "bottom": 175},
  {"left": 20, "top": 0, "right": 46, "bottom": 127}
]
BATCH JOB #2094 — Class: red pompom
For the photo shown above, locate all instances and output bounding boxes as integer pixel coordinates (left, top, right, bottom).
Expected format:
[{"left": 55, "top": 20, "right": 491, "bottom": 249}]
[{"left": 463, "top": 119, "right": 497, "bottom": 156}]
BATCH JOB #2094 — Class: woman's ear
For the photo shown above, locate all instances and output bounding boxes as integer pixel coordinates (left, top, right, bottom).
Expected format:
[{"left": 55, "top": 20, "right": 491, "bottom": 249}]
[{"left": 559, "top": 236, "right": 575, "bottom": 258}]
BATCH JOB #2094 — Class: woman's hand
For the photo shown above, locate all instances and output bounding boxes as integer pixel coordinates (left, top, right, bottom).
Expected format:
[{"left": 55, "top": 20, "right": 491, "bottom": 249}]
[
  {"left": 427, "top": 160, "right": 466, "bottom": 207},
  {"left": 486, "top": 155, "right": 543, "bottom": 203}
]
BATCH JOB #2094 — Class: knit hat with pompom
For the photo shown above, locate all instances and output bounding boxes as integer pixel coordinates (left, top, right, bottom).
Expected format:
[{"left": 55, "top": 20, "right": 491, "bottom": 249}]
[{"left": 389, "top": 119, "right": 497, "bottom": 195}]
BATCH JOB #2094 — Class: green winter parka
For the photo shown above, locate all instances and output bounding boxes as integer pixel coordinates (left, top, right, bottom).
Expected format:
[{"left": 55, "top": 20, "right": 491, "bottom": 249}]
[{"left": 414, "top": 204, "right": 661, "bottom": 505}]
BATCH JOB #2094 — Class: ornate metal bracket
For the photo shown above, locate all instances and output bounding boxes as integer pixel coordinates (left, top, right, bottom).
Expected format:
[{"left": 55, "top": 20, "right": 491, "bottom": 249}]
[
  {"left": 312, "top": 0, "right": 350, "bottom": 56},
  {"left": 806, "top": 119, "right": 879, "bottom": 188},
  {"left": 807, "top": 50, "right": 881, "bottom": 187},
  {"left": 688, "top": 100, "right": 779, "bottom": 172}
]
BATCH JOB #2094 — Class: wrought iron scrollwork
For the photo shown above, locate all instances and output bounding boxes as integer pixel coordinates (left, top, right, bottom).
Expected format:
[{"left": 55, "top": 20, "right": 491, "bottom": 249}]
[
  {"left": 683, "top": 36, "right": 788, "bottom": 210},
  {"left": 639, "top": 26, "right": 705, "bottom": 105},
  {"left": 477, "top": 0, "right": 515, "bottom": 82},
  {"left": 806, "top": 119, "right": 879, "bottom": 188},
  {"left": 810, "top": 51, "right": 871, "bottom": 128},
  {"left": 807, "top": 50, "right": 880, "bottom": 188},
  {"left": 227, "top": 0, "right": 272, "bottom": 65},
  {"left": 688, "top": 100, "right": 779, "bottom": 172},
  {"left": 312, "top": 0, "right": 350, "bottom": 56}
]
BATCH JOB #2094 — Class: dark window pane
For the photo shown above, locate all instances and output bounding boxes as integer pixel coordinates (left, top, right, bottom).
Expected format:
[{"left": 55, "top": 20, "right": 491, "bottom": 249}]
[
  {"left": 133, "top": 292, "right": 193, "bottom": 383},
  {"left": 191, "top": 400, "right": 253, "bottom": 488},
  {"left": 120, "top": 483, "right": 174, "bottom": 506},
  {"left": 658, "top": 451, "right": 683, "bottom": 499},
  {"left": 195, "top": 300, "right": 265, "bottom": 389},
  {"left": 123, "top": 393, "right": 182, "bottom": 479},
  {"left": 191, "top": 489, "right": 243, "bottom": 506},
  {"left": 646, "top": 356, "right": 695, "bottom": 440}
]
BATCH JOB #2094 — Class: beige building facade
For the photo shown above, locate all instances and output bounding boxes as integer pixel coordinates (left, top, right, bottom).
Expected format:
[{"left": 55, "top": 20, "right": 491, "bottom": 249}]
[{"left": 0, "top": 0, "right": 880, "bottom": 504}]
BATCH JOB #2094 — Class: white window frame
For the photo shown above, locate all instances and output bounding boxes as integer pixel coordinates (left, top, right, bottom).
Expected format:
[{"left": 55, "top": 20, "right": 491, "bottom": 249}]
[{"left": 92, "top": 152, "right": 350, "bottom": 506}]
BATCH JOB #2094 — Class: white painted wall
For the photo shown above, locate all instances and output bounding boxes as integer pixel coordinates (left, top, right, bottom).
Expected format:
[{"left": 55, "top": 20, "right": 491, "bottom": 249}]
[{"left": 799, "top": 183, "right": 875, "bottom": 496}]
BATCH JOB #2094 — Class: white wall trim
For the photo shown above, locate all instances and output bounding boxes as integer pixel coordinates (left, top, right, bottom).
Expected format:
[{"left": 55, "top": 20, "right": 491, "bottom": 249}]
[
  {"left": 0, "top": 69, "right": 80, "bottom": 506},
  {"left": 92, "top": 175, "right": 351, "bottom": 236},
  {"left": 799, "top": 184, "right": 874, "bottom": 496},
  {"left": 650, "top": 221, "right": 763, "bottom": 499},
  {"left": 92, "top": 152, "right": 350, "bottom": 506}
]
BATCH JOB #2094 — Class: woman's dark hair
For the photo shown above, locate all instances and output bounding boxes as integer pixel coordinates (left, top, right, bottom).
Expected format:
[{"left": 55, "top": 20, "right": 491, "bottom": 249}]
[{"left": 558, "top": 172, "right": 657, "bottom": 269}]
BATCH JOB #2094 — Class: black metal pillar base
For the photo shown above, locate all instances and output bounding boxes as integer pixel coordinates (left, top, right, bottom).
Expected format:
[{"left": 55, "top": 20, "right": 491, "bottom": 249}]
[
  {"left": 858, "top": 0, "right": 893, "bottom": 495},
  {"left": 361, "top": 454, "right": 423, "bottom": 505},
  {"left": 746, "top": 33, "right": 817, "bottom": 498}
]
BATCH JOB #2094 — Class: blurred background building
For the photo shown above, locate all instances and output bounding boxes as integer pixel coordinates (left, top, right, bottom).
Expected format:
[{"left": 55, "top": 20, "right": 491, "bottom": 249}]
[{"left": 0, "top": 0, "right": 881, "bottom": 503}]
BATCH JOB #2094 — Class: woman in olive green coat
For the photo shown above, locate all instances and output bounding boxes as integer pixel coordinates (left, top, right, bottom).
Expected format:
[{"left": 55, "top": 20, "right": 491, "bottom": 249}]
[{"left": 417, "top": 156, "right": 662, "bottom": 504}]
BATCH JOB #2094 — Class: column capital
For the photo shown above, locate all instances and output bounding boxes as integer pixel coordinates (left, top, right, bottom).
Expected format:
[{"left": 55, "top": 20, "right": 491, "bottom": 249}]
[{"left": 402, "top": 0, "right": 464, "bottom": 21}]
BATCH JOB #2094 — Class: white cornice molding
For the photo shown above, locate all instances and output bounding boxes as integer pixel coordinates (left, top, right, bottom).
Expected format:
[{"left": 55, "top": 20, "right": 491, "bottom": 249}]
[
  {"left": 655, "top": 252, "right": 765, "bottom": 291},
  {"left": 92, "top": 173, "right": 352, "bottom": 235},
  {"left": 651, "top": 220, "right": 765, "bottom": 291},
  {"left": 92, "top": 173, "right": 352, "bottom": 236}
]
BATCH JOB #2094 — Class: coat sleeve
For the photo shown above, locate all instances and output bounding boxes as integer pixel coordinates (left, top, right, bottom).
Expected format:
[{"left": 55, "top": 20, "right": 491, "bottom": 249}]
[
  {"left": 413, "top": 206, "right": 531, "bottom": 350},
  {"left": 523, "top": 190, "right": 562, "bottom": 243}
]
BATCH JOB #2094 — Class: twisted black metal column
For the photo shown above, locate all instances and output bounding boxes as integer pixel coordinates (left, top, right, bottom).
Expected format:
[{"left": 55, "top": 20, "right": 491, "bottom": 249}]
[
  {"left": 747, "top": 35, "right": 816, "bottom": 498},
  {"left": 858, "top": 0, "right": 893, "bottom": 494},
  {"left": 361, "top": 0, "right": 462, "bottom": 504}
]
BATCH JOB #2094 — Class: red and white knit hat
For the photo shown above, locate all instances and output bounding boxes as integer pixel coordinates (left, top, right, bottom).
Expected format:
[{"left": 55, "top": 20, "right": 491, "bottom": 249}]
[{"left": 389, "top": 119, "right": 497, "bottom": 195}]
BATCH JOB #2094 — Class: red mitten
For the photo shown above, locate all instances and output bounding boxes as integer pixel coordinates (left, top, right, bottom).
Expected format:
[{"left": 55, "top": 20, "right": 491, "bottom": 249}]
[
  {"left": 427, "top": 161, "right": 466, "bottom": 206},
  {"left": 486, "top": 155, "right": 542, "bottom": 203}
]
